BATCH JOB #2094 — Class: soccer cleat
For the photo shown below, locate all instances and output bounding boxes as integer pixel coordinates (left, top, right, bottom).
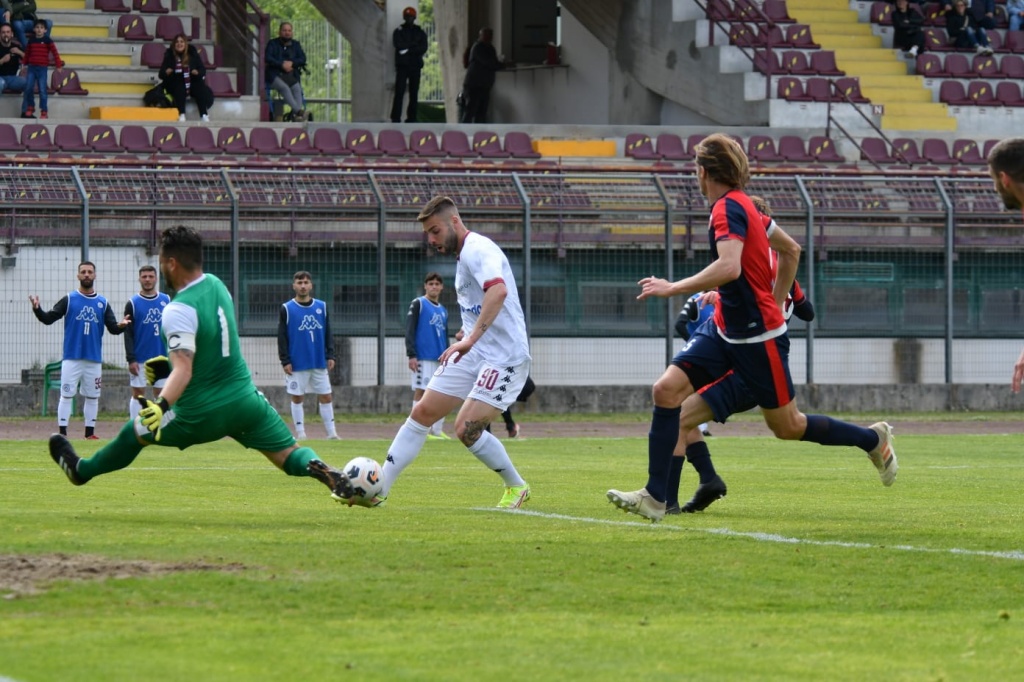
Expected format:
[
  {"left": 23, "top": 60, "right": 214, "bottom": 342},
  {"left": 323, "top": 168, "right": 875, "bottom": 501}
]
[
  {"left": 349, "top": 493, "right": 387, "bottom": 508},
  {"left": 306, "top": 459, "right": 354, "bottom": 501},
  {"left": 325, "top": 434, "right": 341, "bottom": 440},
  {"left": 665, "top": 502, "right": 682, "bottom": 515},
  {"left": 867, "top": 422, "right": 898, "bottom": 487},
  {"left": 606, "top": 488, "right": 666, "bottom": 523},
  {"left": 507, "top": 423, "right": 521, "bottom": 439},
  {"left": 85, "top": 434, "right": 99, "bottom": 440},
  {"left": 681, "top": 475, "right": 728, "bottom": 513},
  {"left": 497, "top": 483, "right": 531, "bottom": 509},
  {"left": 49, "top": 434, "right": 86, "bottom": 486}
]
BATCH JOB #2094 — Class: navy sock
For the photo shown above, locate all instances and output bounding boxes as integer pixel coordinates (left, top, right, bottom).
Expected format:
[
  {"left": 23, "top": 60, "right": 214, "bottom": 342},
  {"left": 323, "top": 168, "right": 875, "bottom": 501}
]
[
  {"left": 685, "top": 440, "right": 717, "bottom": 484},
  {"left": 644, "top": 406, "right": 680, "bottom": 503},
  {"left": 801, "top": 415, "right": 877, "bottom": 451},
  {"left": 666, "top": 456, "right": 685, "bottom": 507}
]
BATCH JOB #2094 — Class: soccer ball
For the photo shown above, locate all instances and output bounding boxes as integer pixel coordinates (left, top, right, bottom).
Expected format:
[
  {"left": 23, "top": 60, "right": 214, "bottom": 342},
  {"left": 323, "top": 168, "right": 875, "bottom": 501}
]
[{"left": 343, "top": 456, "right": 384, "bottom": 503}]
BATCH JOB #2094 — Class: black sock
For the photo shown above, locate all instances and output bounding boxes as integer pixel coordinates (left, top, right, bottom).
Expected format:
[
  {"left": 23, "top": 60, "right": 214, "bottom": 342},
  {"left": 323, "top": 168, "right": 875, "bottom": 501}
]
[
  {"left": 59, "top": 426, "right": 67, "bottom": 436},
  {"left": 666, "top": 456, "right": 685, "bottom": 507},
  {"left": 501, "top": 409, "right": 516, "bottom": 430},
  {"left": 85, "top": 426, "right": 95, "bottom": 438},
  {"left": 685, "top": 441, "right": 717, "bottom": 484},
  {"left": 644, "top": 405, "right": 680, "bottom": 503},
  {"left": 802, "top": 415, "right": 877, "bottom": 451}
]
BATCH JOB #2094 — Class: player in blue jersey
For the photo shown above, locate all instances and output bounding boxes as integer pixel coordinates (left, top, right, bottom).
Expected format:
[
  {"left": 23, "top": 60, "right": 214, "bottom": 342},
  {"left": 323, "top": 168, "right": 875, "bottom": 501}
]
[
  {"left": 608, "top": 133, "right": 897, "bottom": 523},
  {"left": 987, "top": 138, "right": 1024, "bottom": 391},
  {"left": 675, "top": 291, "right": 716, "bottom": 438},
  {"left": 30, "top": 261, "right": 130, "bottom": 439},
  {"left": 124, "top": 265, "right": 170, "bottom": 424},
  {"left": 48, "top": 226, "right": 355, "bottom": 507},
  {"left": 278, "top": 271, "right": 339, "bottom": 440},
  {"left": 405, "top": 272, "right": 450, "bottom": 439}
]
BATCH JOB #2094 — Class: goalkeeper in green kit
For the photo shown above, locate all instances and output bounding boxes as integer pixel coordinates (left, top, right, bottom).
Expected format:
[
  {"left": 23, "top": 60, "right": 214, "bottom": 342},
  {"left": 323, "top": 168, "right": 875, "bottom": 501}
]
[{"left": 48, "top": 225, "right": 356, "bottom": 505}]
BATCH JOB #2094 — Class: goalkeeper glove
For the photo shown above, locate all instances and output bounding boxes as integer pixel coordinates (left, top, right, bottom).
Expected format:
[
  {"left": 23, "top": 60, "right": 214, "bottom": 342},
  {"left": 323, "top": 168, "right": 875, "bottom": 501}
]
[
  {"left": 138, "top": 397, "right": 170, "bottom": 441},
  {"left": 144, "top": 355, "right": 171, "bottom": 385}
]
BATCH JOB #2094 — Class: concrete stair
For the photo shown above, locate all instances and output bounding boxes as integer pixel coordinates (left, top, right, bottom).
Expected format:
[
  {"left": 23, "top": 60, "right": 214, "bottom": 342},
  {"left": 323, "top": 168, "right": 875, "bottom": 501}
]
[{"left": 784, "top": 0, "right": 956, "bottom": 132}]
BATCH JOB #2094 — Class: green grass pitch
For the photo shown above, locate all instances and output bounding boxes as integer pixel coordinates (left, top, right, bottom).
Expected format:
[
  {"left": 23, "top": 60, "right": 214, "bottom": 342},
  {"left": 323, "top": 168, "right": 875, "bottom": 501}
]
[{"left": 2, "top": 433, "right": 1023, "bottom": 681}]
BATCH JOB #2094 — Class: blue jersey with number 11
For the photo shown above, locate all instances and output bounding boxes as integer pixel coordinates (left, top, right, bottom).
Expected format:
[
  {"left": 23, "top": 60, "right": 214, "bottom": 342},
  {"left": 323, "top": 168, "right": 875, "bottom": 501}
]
[{"left": 64, "top": 290, "right": 109, "bottom": 362}]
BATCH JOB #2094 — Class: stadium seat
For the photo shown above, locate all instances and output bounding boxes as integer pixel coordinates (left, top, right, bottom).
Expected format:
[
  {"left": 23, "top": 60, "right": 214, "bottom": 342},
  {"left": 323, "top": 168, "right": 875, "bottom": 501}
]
[
  {"left": 505, "top": 131, "right": 541, "bottom": 159},
  {"left": 995, "top": 81, "right": 1024, "bottom": 106},
  {"left": 870, "top": 1, "right": 893, "bottom": 25},
  {"left": 155, "top": 16, "right": 187, "bottom": 41},
  {"left": 757, "top": 24, "right": 788, "bottom": 48},
  {"left": 95, "top": 0, "right": 129, "bottom": 11},
  {"left": 777, "top": 135, "right": 814, "bottom": 163},
  {"left": 441, "top": 131, "right": 478, "bottom": 158},
  {"left": 860, "top": 137, "right": 899, "bottom": 164},
  {"left": 625, "top": 133, "right": 660, "bottom": 160},
  {"left": 707, "top": 0, "right": 736, "bottom": 22},
  {"left": 891, "top": 138, "right": 926, "bottom": 165},
  {"left": 924, "top": 27, "right": 952, "bottom": 51},
  {"left": 152, "top": 125, "right": 187, "bottom": 153},
  {"left": 53, "top": 125, "right": 90, "bottom": 152},
  {"left": 729, "top": 23, "right": 759, "bottom": 47},
  {"left": 810, "top": 51, "right": 844, "bottom": 76},
  {"left": 805, "top": 77, "right": 840, "bottom": 102},
  {"left": 280, "top": 128, "right": 317, "bottom": 155},
  {"left": 86, "top": 124, "right": 122, "bottom": 152},
  {"left": 183, "top": 126, "right": 217, "bottom": 153},
  {"left": 50, "top": 68, "right": 89, "bottom": 95},
  {"left": 777, "top": 76, "right": 811, "bottom": 101},
  {"left": 1005, "top": 31, "right": 1024, "bottom": 54},
  {"left": 922, "top": 138, "right": 955, "bottom": 164},
  {"left": 473, "top": 131, "right": 511, "bottom": 158},
  {"left": 915, "top": 53, "right": 949, "bottom": 77},
  {"left": 763, "top": 0, "right": 794, "bottom": 24},
  {"left": 781, "top": 50, "right": 815, "bottom": 75},
  {"left": 312, "top": 128, "right": 350, "bottom": 156},
  {"left": 983, "top": 139, "right": 1001, "bottom": 158},
  {"left": 346, "top": 129, "right": 383, "bottom": 156},
  {"left": 807, "top": 136, "right": 844, "bottom": 163},
  {"left": 377, "top": 129, "right": 409, "bottom": 156},
  {"left": 967, "top": 80, "right": 997, "bottom": 105},
  {"left": 922, "top": 2, "right": 945, "bottom": 26},
  {"left": 785, "top": 24, "right": 819, "bottom": 49},
  {"left": 133, "top": 0, "right": 168, "bottom": 13},
  {"left": 733, "top": 0, "right": 761, "bottom": 22},
  {"left": 409, "top": 129, "right": 444, "bottom": 157},
  {"left": 21, "top": 124, "right": 53, "bottom": 152},
  {"left": 987, "top": 30, "right": 1007, "bottom": 54},
  {"left": 140, "top": 42, "right": 164, "bottom": 68},
  {"left": 753, "top": 50, "right": 782, "bottom": 75},
  {"left": 747, "top": 135, "right": 784, "bottom": 163},
  {"left": 194, "top": 44, "right": 220, "bottom": 70},
  {"left": 939, "top": 80, "right": 973, "bottom": 105},
  {"left": 952, "top": 139, "right": 986, "bottom": 165},
  {"left": 116, "top": 14, "right": 153, "bottom": 41},
  {"left": 654, "top": 133, "right": 686, "bottom": 161},
  {"left": 217, "top": 127, "right": 253, "bottom": 154},
  {"left": 834, "top": 77, "right": 870, "bottom": 103},
  {"left": 205, "top": 72, "right": 240, "bottom": 98},
  {"left": 249, "top": 127, "right": 286, "bottom": 155},
  {"left": 999, "top": 54, "right": 1024, "bottom": 78},
  {"left": 944, "top": 53, "right": 975, "bottom": 79}
]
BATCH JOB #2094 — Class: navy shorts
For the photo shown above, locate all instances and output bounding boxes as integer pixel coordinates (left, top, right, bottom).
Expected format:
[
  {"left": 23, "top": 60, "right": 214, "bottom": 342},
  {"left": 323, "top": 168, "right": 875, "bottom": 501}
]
[{"left": 671, "top": 319, "right": 794, "bottom": 420}]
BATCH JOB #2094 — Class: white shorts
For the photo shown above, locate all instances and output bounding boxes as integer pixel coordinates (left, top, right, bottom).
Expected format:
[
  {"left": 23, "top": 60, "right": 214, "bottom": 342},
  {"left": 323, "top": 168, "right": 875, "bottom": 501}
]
[
  {"left": 129, "top": 372, "right": 167, "bottom": 389},
  {"left": 410, "top": 359, "right": 439, "bottom": 391},
  {"left": 426, "top": 355, "right": 531, "bottom": 411},
  {"left": 61, "top": 359, "right": 102, "bottom": 399},
  {"left": 285, "top": 368, "right": 332, "bottom": 396}
]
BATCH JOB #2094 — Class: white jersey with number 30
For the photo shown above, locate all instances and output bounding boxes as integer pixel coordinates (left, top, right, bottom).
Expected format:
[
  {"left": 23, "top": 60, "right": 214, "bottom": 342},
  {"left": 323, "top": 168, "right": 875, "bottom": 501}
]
[{"left": 456, "top": 232, "right": 530, "bottom": 365}]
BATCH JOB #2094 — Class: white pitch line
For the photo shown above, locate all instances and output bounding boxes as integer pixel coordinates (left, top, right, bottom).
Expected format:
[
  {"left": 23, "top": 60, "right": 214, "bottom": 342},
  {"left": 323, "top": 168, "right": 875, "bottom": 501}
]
[{"left": 478, "top": 508, "right": 1024, "bottom": 562}]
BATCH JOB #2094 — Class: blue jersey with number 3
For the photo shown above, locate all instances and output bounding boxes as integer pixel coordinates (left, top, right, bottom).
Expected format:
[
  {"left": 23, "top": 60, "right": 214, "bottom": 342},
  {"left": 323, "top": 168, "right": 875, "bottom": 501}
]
[{"left": 128, "top": 292, "right": 170, "bottom": 363}]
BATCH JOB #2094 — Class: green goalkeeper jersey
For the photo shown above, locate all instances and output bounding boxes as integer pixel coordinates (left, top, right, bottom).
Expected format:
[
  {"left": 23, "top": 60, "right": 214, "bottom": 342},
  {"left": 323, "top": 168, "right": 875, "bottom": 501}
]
[{"left": 164, "top": 273, "right": 254, "bottom": 416}]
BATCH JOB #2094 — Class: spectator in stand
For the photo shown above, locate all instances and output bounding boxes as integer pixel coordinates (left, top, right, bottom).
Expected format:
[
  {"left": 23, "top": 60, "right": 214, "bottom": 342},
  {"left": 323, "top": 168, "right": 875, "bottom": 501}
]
[
  {"left": 159, "top": 33, "right": 213, "bottom": 122},
  {"left": 1, "top": 2, "right": 9, "bottom": 26},
  {"left": 945, "top": 0, "right": 994, "bottom": 54},
  {"left": 892, "top": 0, "right": 927, "bottom": 57},
  {"left": 968, "top": 0, "right": 997, "bottom": 32},
  {"left": 10, "top": 0, "right": 50, "bottom": 51},
  {"left": 461, "top": 27, "right": 508, "bottom": 124},
  {"left": 0, "top": 23, "right": 26, "bottom": 94},
  {"left": 265, "top": 22, "right": 307, "bottom": 122},
  {"left": 390, "top": 6, "right": 428, "bottom": 123},
  {"left": 1007, "top": 0, "right": 1024, "bottom": 32},
  {"left": 21, "top": 18, "right": 59, "bottom": 119}
]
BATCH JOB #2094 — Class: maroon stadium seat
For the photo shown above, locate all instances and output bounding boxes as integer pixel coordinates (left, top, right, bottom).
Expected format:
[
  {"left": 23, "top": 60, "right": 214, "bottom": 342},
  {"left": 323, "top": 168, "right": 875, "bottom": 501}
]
[
  {"left": 205, "top": 72, "right": 240, "bottom": 97},
  {"left": 505, "top": 131, "right": 542, "bottom": 159},
  {"left": 729, "top": 23, "right": 759, "bottom": 47},
  {"left": 152, "top": 125, "right": 187, "bottom": 153},
  {"left": 805, "top": 77, "right": 840, "bottom": 102},
  {"left": 312, "top": 128, "right": 350, "bottom": 156},
  {"left": 757, "top": 24, "right": 788, "bottom": 48},
  {"left": 1004, "top": 30, "right": 1024, "bottom": 54},
  {"left": 754, "top": 50, "right": 782, "bottom": 74},
  {"left": 967, "top": 80, "right": 997, "bottom": 105},
  {"left": 377, "top": 129, "right": 410, "bottom": 156},
  {"left": 625, "top": 133, "right": 661, "bottom": 160},
  {"left": 891, "top": 138, "right": 925, "bottom": 165},
  {"left": 939, "top": 80, "right": 973, "bottom": 105},
  {"left": 777, "top": 76, "right": 811, "bottom": 101},
  {"left": 971, "top": 53, "right": 1001, "bottom": 78},
  {"left": 952, "top": 139, "right": 986, "bottom": 165},
  {"left": 249, "top": 127, "right": 287, "bottom": 155},
  {"left": 346, "top": 129, "right": 383, "bottom": 156},
  {"left": 707, "top": 0, "right": 736, "bottom": 22},
  {"left": 141, "top": 42, "right": 164, "bottom": 68},
  {"left": 781, "top": 50, "right": 815, "bottom": 75},
  {"left": 280, "top": 128, "right": 318, "bottom": 155},
  {"left": 409, "top": 129, "right": 444, "bottom": 157},
  {"left": 51, "top": 68, "right": 88, "bottom": 95},
  {"left": 922, "top": 2, "right": 945, "bottom": 26},
  {"left": 807, "top": 136, "right": 844, "bottom": 163},
  {"left": 915, "top": 53, "right": 949, "bottom": 77},
  {"left": 924, "top": 27, "right": 953, "bottom": 51},
  {"left": 217, "top": 127, "right": 253, "bottom": 154},
  {"left": 870, "top": 1, "right": 892, "bottom": 25},
  {"left": 194, "top": 44, "right": 220, "bottom": 70},
  {"left": 440, "top": 130, "right": 478, "bottom": 157},
  {"left": 473, "top": 131, "right": 511, "bottom": 158},
  {"left": 184, "top": 126, "right": 217, "bottom": 154},
  {"left": 943, "top": 53, "right": 975, "bottom": 79},
  {"left": 95, "top": 0, "right": 129, "bottom": 11},
  {"left": 763, "top": 0, "right": 795, "bottom": 23},
  {"left": 810, "top": 51, "right": 845, "bottom": 76},
  {"left": 834, "top": 77, "right": 870, "bottom": 103},
  {"left": 21, "top": 124, "right": 54, "bottom": 152},
  {"left": 86, "top": 124, "right": 122, "bottom": 152},
  {"left": 655, "top": 133, "right": 686, "bottom": 161},
  {"left": 53, "top": 124, "right": 90, "bottom": 152},
  {"left": 747, "top": 135, "right": 784, "bottom": 163},
  {"left": 922, "top": 138, "right": 955, "bottom": 164},
  {"left": 155, "top": 16, "right": 187, "bottom": 41},
  {"left": 117, "top": 14, "right": 153, "bottom": 41},
  {"left": 785, "top": 24, "right": 819, "bottom": 49},
  {"left": 133, "top": 0, "right": 168, "bottom": 13},
  {"left": 986, "top": 30, "right": 1006, "bottom": 54},
  {"left": 733, "top": 0, "right": 761, "bottom": 22},
  {"left": 995, "top": 81, "right": 1024, "bottom": 106},
  {"left": 860, "top": 137, "right": 899, "bottom": 164},
  {"left": 777, "top": 135, "right": 814, "bottom": 162},
  {"left": 999, "top": 54, "right": 1024, "bottom": 78}
]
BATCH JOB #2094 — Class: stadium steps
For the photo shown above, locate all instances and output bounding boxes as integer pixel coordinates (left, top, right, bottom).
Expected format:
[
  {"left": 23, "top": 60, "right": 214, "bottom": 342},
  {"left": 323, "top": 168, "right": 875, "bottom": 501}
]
[{"left": 785, "top": 0, "right": 956, "bottom": 132}]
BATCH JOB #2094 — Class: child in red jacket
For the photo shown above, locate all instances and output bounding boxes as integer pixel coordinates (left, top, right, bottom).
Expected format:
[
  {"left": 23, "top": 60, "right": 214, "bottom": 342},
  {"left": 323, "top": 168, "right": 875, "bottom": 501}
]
[{"left": 22, "top": 19, "right": 62, "bottom": 119}]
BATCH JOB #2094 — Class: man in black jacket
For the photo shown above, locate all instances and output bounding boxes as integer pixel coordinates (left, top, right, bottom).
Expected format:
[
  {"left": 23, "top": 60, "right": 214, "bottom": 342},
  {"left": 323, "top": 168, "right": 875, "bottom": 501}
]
[
  {"left": 391, "top": 6, "right": 428, "bottom": 123},
  {"left": 265, "top": 22, "right": 307, "bottom": 122},
  {"left": 461, "top": 27, "right": 506, "bottom": 124}
]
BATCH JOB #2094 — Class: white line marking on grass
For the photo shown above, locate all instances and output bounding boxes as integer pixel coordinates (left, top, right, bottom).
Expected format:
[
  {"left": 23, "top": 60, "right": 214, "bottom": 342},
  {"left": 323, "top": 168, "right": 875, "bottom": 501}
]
[{"left": 479, "top": 508, "right": 1024, "bottom": 562}]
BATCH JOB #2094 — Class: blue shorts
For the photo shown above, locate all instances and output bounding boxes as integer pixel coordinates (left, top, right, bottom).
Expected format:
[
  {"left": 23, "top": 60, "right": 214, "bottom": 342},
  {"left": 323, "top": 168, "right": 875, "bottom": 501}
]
[{"left": 672, "top": 319, "right": 794, "bottom": 420}]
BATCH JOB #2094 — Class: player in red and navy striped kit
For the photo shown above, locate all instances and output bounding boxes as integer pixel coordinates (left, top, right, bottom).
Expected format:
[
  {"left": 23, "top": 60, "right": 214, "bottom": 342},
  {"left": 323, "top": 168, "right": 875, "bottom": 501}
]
[{"left": 608, "top": 133, "right": 898, "bottom": 523}]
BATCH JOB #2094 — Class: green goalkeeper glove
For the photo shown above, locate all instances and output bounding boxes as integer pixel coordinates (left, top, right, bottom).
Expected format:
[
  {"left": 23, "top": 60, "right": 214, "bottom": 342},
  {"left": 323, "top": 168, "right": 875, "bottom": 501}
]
[
  {"left": 144, "top": 355, "right": 171, "bottom": 385},
  {"left": 138, "top": 397, "right": 169, "bottom": 441}
]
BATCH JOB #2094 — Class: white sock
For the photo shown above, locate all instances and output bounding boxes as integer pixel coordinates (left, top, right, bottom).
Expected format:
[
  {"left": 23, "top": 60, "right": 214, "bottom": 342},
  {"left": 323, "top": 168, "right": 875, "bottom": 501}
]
[
  {"left": 319, "top": 402, "right": 338, "bottom": 437},
  {"left": 380, "top": 417, "right": 429, "bottom": 496},
  {"left": 290, "top": 402, "right": 305, "bottom": 435},
  {"left": 431, "top": 416, "right": 445, "bottom": 436},
  {"left": 83, "top": 397, "right": 99, "bottom": 427},
  {"left": 57, "top": 396, "right": 73, "bottom": 427},
  {"left": 130, "top": 397, "right": 141, "bottom": 422},
  {"left": 468, "top": 430, "right": 525, "bottom": 487}
]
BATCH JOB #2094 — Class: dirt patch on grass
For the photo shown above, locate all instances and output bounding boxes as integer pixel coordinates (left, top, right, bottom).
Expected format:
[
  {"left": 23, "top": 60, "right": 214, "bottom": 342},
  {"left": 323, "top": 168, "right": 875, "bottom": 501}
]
[{"left": 0, "top": 553, "right": 245, "bottom": 599}]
